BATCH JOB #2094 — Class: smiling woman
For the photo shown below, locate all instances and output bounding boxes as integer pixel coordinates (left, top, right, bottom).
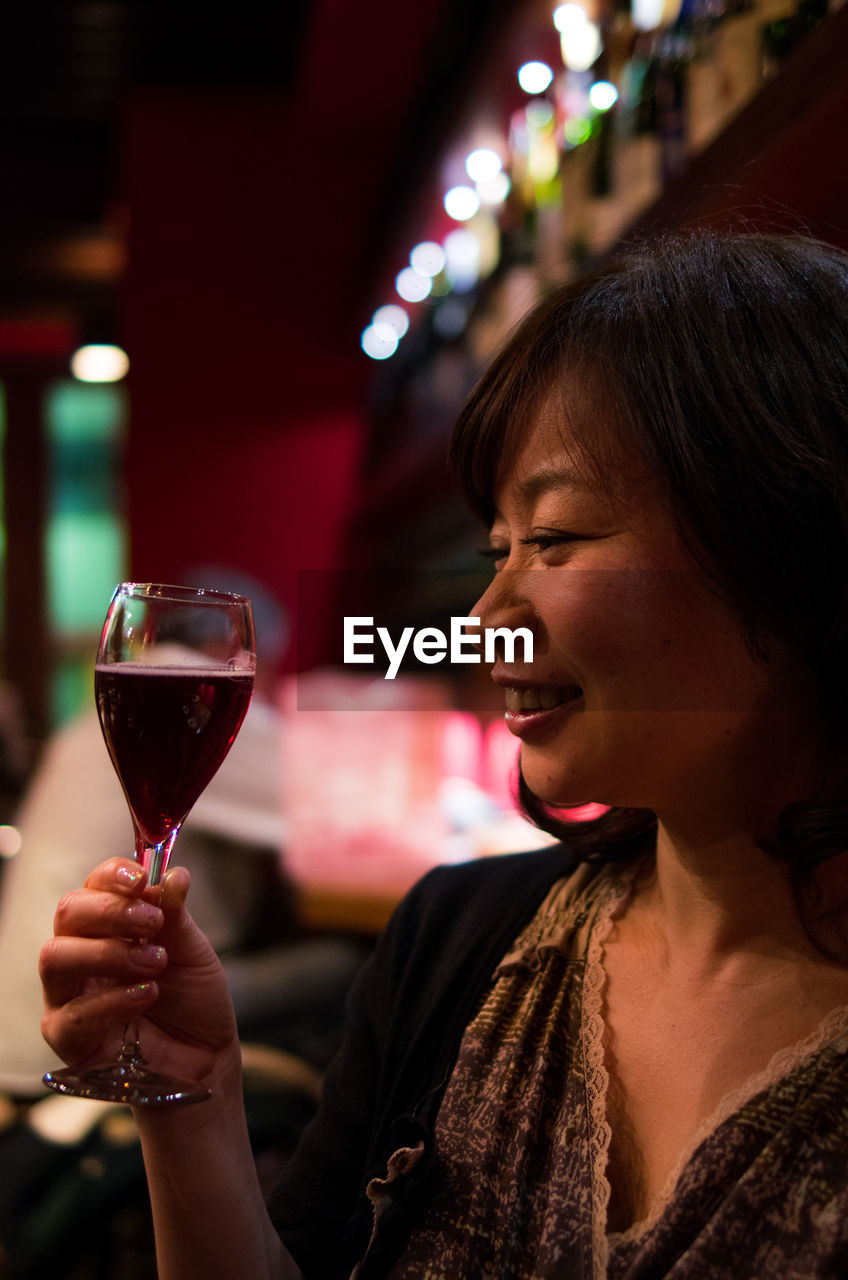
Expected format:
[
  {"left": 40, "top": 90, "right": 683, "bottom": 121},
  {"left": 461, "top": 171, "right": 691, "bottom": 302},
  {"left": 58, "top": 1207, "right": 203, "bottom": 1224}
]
[
  {"left": 39, "top": 231, "right": 848, "bottom": 1280},
  {"left": 451, "top": 232, "right": 848, "bottom": 881},
  {"left": 469, "top": 415, "right": 812, "bottom": 821}
]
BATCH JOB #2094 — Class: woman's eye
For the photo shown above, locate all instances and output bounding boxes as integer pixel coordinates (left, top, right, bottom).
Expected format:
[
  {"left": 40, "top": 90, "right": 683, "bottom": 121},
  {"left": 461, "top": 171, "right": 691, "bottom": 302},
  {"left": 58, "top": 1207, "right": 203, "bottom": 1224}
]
[
  {"left": 520, "top": 533, "right": 580, "bottom": 559},
  {"left": 478, "top": 545, "right": 510, "bottom": 568},
  {"left": 478, "top": 532, "right": 586, "bottom": 569}
]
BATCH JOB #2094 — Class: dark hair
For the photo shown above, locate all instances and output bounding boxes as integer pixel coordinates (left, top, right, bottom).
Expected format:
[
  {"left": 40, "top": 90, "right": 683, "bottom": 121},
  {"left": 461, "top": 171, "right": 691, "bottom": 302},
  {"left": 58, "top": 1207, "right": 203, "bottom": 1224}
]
[{"left": 449, "top": 231, "right": 848, "bottom": 899}]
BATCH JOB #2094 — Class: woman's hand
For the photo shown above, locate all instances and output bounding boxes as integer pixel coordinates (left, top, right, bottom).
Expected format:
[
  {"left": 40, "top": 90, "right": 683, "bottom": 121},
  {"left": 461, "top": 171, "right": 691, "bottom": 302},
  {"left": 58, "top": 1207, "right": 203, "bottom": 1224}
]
[{"left": 40, "top": 857, "right": 240, "bottom": 1090}]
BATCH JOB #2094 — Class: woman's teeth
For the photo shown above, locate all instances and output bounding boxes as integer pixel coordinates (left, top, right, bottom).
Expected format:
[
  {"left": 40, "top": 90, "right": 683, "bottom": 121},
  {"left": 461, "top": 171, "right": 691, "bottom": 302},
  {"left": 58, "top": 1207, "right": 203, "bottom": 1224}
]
[{"left": 505, "top": 686, "right": 582, "bottom": 712}]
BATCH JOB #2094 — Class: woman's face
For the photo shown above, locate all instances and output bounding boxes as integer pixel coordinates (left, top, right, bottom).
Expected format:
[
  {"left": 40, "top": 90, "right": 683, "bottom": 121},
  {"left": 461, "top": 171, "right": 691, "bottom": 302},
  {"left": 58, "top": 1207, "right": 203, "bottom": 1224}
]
[{"left": 473, "top": 408, "right": 820, "bottom": 826}]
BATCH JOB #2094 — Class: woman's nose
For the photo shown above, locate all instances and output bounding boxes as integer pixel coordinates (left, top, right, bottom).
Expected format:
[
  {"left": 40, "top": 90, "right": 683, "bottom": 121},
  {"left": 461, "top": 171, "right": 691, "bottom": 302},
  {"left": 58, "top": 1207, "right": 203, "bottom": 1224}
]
[{"left": 471, "top": 571, "right": 539, "bottom": 657}]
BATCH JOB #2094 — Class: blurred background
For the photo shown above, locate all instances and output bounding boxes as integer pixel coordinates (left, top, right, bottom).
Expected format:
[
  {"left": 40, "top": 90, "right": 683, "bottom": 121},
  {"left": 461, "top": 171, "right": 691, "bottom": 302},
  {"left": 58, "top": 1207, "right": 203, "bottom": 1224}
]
[
  {"left": 0, "top": 0, "right": 842, "bottom": 892},
  {"left": 0, "top": 0, "right": 845, "bottom": 741},
  {"left": 0, "top": 0, "right": 845, "bottom": 1272}
]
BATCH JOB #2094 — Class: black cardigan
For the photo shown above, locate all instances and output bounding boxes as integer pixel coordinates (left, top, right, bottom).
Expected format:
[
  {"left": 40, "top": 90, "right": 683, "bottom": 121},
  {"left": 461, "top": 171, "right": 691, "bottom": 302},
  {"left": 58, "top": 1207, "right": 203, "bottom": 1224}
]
[{"left": 267, "top": 843, "right": 578, "bottom": 1278}]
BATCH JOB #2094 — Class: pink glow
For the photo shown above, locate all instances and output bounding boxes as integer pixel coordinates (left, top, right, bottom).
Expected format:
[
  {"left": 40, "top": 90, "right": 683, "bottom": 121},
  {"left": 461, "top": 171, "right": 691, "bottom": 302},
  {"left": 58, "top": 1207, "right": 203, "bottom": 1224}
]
[{"left": 440, "top": 712, "right": 484, "bottom": 785}]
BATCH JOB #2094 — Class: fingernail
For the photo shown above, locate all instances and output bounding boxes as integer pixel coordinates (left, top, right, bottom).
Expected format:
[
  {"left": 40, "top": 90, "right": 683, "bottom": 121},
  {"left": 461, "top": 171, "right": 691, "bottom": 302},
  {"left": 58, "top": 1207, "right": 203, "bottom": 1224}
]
[
  {"left": 126, "top": 902, "right": 163, "bottom": 929},
  {"left": 127, "top": 982, "right": 154, "bottom": 999},
  {"left": 117, "top": 865, "right": 144, "bottom": 887},
  {"left": 129, "top": 944, "right": 166, "bottom": 967}
]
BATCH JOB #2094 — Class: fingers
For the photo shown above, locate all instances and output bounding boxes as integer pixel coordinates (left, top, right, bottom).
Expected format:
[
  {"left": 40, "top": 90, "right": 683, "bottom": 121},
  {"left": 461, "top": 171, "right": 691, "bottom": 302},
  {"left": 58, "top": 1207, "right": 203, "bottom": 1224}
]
[
  {"left": 40, "top": 904, "right": 168, "bottom": 1063},
  {"left": 42, "top": 979, "right": 160, "bottom": 1066},
  {"left": 40, "top": 857, "right": 225, "bottom": 1072},
  {"left": 54, "top": 887, "right": 163, "bottom": 941},
  {"left": 40, "top": 933, "right": 168, "bottom": 1005},
  {"left": 83, "top": 856, "right": 150, "bottom": 893},
  {"left": 42, "top": 857, "right": 214, "bottom": 1010},
  {"left": 80, "top": 857, "right": 188, "bottom": 901},
  {"left": 43, "top": 857, "right": 170, "bottom": 1012},
  {"left": 54, "top": 858, "right": 190, "bottom": 940},
  {"left": 79, "top": 857, "right": 190, "bottom": 916}
]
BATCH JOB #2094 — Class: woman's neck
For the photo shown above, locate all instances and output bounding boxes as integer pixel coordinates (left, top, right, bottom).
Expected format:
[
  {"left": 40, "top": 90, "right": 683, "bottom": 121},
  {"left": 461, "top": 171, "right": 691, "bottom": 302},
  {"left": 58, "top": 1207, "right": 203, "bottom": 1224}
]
[
  {"left": 638, "top": 820, "right": 839, "bottom": 981},
  {"left": 638, "top": 710, "right": 837, "bottom": 972}
]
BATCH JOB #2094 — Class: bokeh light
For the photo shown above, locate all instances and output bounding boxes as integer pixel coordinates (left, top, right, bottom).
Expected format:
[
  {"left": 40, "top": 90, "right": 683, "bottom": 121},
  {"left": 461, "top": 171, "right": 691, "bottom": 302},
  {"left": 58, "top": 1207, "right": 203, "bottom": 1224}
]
[
  {"left": 465, "top": 148, "right": 503, "bottom": 184},
  {"left": 525, "top": 100, "right": 556, "bottom": 133},
  {"left": 372, "top": 304, "right": 409, "bottom": 337},
  {"left": 553, "top": 2, "right": 585, "bottom": 32},
  {"left": 361, "top": 322, "right": 400, "bottom": 360},
  {"left": 395, "top": 266, "right": 432, "bottom": 302},
  {"left": 518, "top": 61, "right": 554, "bottom": 94},
  {"left": 70, "top": 344, "right": 129, "bottom": 383},
  {"left": 476, "top": 171, "right": 512, "bottom": 206},
  {"left": 631, "top": 0, "right": 679, "bottom": 28},
  {"left": 410, "top": 241, "right": 446, "bottom": 277},
  {"left": 0, "top": 826, "right": 22, "bottom": 858},
  {"left": 444, "top": 185, "right": 481, "bottom": 221},
  {"left": 589, "top": 80, "right": 619, "bottom": 111},
  {"left": 554, "top": 4, "right": 602, "bottom": 71},
  {"left": 563, "top": 116, "right": 593, "bottom": 146},
  {"left": 444, "top": 228, "right": 481, "bottom": 291}
]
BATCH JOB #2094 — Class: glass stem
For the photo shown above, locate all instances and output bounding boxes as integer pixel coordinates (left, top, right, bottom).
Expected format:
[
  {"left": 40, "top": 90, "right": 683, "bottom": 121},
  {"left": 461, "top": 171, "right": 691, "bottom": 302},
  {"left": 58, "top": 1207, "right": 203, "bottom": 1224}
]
[
  {"left": 120, "top": 828, "right": 181, "bottom": 1063},
  {"left": 135, "top": 828, "right": 180, "bottom": 887},
  {"left": 118, "top": 1024, "right": 145, "bottom": 1063}
]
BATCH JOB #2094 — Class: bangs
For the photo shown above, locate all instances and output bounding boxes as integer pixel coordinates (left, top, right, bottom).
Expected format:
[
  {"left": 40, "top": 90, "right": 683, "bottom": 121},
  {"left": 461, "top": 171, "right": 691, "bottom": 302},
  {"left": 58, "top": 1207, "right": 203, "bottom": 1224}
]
[
  {"left": 447, "top": 270, "right": 638, "bottom": 526},
  {"left": 448, "top": 227, "right": 848, "bottom": 680},
  {"left": 448, "top": 295, "right": 565, "bottom": 526}
]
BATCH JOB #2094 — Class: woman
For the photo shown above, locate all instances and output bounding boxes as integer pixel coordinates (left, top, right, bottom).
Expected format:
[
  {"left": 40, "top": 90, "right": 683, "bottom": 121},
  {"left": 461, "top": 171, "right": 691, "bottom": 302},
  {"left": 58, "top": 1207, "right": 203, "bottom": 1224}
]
[{"left": 40, "top": 232, "right": 848, "bottom": 1278}]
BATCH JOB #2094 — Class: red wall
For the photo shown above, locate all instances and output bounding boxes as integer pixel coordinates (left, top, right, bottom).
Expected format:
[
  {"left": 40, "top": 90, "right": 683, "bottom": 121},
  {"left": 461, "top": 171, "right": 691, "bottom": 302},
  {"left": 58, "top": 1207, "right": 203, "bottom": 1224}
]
[{"left": 120, "top": 93, "right": 371, "bottom": 671}]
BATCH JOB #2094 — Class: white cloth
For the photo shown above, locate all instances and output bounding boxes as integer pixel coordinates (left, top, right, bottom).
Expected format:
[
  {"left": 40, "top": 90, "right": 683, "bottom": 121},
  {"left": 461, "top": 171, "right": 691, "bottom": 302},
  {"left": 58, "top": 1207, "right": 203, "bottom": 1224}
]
[{"left": 0, "top": 696, "right": 284, "bottom": 1095}]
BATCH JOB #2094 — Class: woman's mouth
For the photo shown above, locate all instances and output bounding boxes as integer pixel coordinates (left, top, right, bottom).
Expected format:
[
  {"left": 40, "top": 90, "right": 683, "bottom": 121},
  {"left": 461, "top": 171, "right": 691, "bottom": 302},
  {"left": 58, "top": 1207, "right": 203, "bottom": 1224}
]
[
  {"left": 503, "top": 685, "right": 584, "bottom": 738},
  {"left": 505, "top": 685, "right": 583, "bottom": 713}
]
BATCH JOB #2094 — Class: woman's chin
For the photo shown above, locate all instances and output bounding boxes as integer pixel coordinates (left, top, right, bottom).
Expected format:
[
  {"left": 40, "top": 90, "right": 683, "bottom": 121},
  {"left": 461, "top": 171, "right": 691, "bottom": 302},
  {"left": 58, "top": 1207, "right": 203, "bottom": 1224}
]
[{"left": 519, "top": 756, "right": 592, "bottom": 811}]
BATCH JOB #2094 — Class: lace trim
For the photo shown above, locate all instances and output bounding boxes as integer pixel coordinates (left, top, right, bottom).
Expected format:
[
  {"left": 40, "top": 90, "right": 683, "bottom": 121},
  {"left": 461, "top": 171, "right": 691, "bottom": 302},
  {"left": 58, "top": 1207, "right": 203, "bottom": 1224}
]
[
  {"left": 579, "top": 868, "right": 638, "bottom": 1280},
  {"left": 490, "top": 860, "right": 848, "bottom": 1270},
  {"left": 493, "top": 861, "right": 605, "bottom": 974},
  {"left": 350, "top": 1141, "right": 427, "bottom": 1280},
  {"left": 492, "top": 860, "right": 641, "bottom": 1278},
  {"left": 606, "top": 975, "right": 848, "bottom": 1252}
]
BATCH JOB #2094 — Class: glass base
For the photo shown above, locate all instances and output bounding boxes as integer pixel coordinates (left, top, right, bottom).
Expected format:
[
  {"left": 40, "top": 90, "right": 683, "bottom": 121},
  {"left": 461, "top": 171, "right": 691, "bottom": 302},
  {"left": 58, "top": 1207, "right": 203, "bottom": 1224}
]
[{"left": 43, "top": 1045, "right": 211, "bottom": 1107}]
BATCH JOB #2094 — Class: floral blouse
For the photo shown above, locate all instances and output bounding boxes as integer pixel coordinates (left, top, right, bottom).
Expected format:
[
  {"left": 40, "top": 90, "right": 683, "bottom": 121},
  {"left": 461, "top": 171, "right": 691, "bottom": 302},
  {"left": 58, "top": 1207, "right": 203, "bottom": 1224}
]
[{"left": 363, "top": 863, "right": 848, "bottom": 1279}]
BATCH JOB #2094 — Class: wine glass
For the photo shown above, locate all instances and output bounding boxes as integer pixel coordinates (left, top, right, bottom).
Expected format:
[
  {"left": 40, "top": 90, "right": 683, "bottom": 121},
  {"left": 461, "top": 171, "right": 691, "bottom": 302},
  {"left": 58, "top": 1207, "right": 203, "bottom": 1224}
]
[{"left": 43, "top": 582, "right": 256, "bottom": 1106}]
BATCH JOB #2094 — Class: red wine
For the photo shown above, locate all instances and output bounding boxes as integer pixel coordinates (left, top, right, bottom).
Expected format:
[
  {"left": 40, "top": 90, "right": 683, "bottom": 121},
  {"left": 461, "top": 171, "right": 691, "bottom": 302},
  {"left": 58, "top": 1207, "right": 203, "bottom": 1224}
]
[{"left": 95, "top": 664, "right": 254, "bottom": 847}]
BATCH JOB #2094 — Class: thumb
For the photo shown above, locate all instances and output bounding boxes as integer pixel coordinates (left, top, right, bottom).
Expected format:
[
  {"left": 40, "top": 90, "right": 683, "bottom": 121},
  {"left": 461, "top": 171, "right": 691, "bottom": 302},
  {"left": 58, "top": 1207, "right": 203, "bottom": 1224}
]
[
  {"left": 154, "top": 865, "right": 219, "bottom": 969},
  {"left": 158, "top": 863, "right": 191, "bottom": 913}
]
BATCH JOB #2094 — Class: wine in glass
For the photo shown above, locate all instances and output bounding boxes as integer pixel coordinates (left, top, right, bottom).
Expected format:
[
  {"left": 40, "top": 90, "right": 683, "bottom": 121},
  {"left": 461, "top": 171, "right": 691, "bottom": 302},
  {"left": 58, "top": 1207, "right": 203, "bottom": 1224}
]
[{"left": 43, "top": 582, "right": 256, "bottom": 1106}]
